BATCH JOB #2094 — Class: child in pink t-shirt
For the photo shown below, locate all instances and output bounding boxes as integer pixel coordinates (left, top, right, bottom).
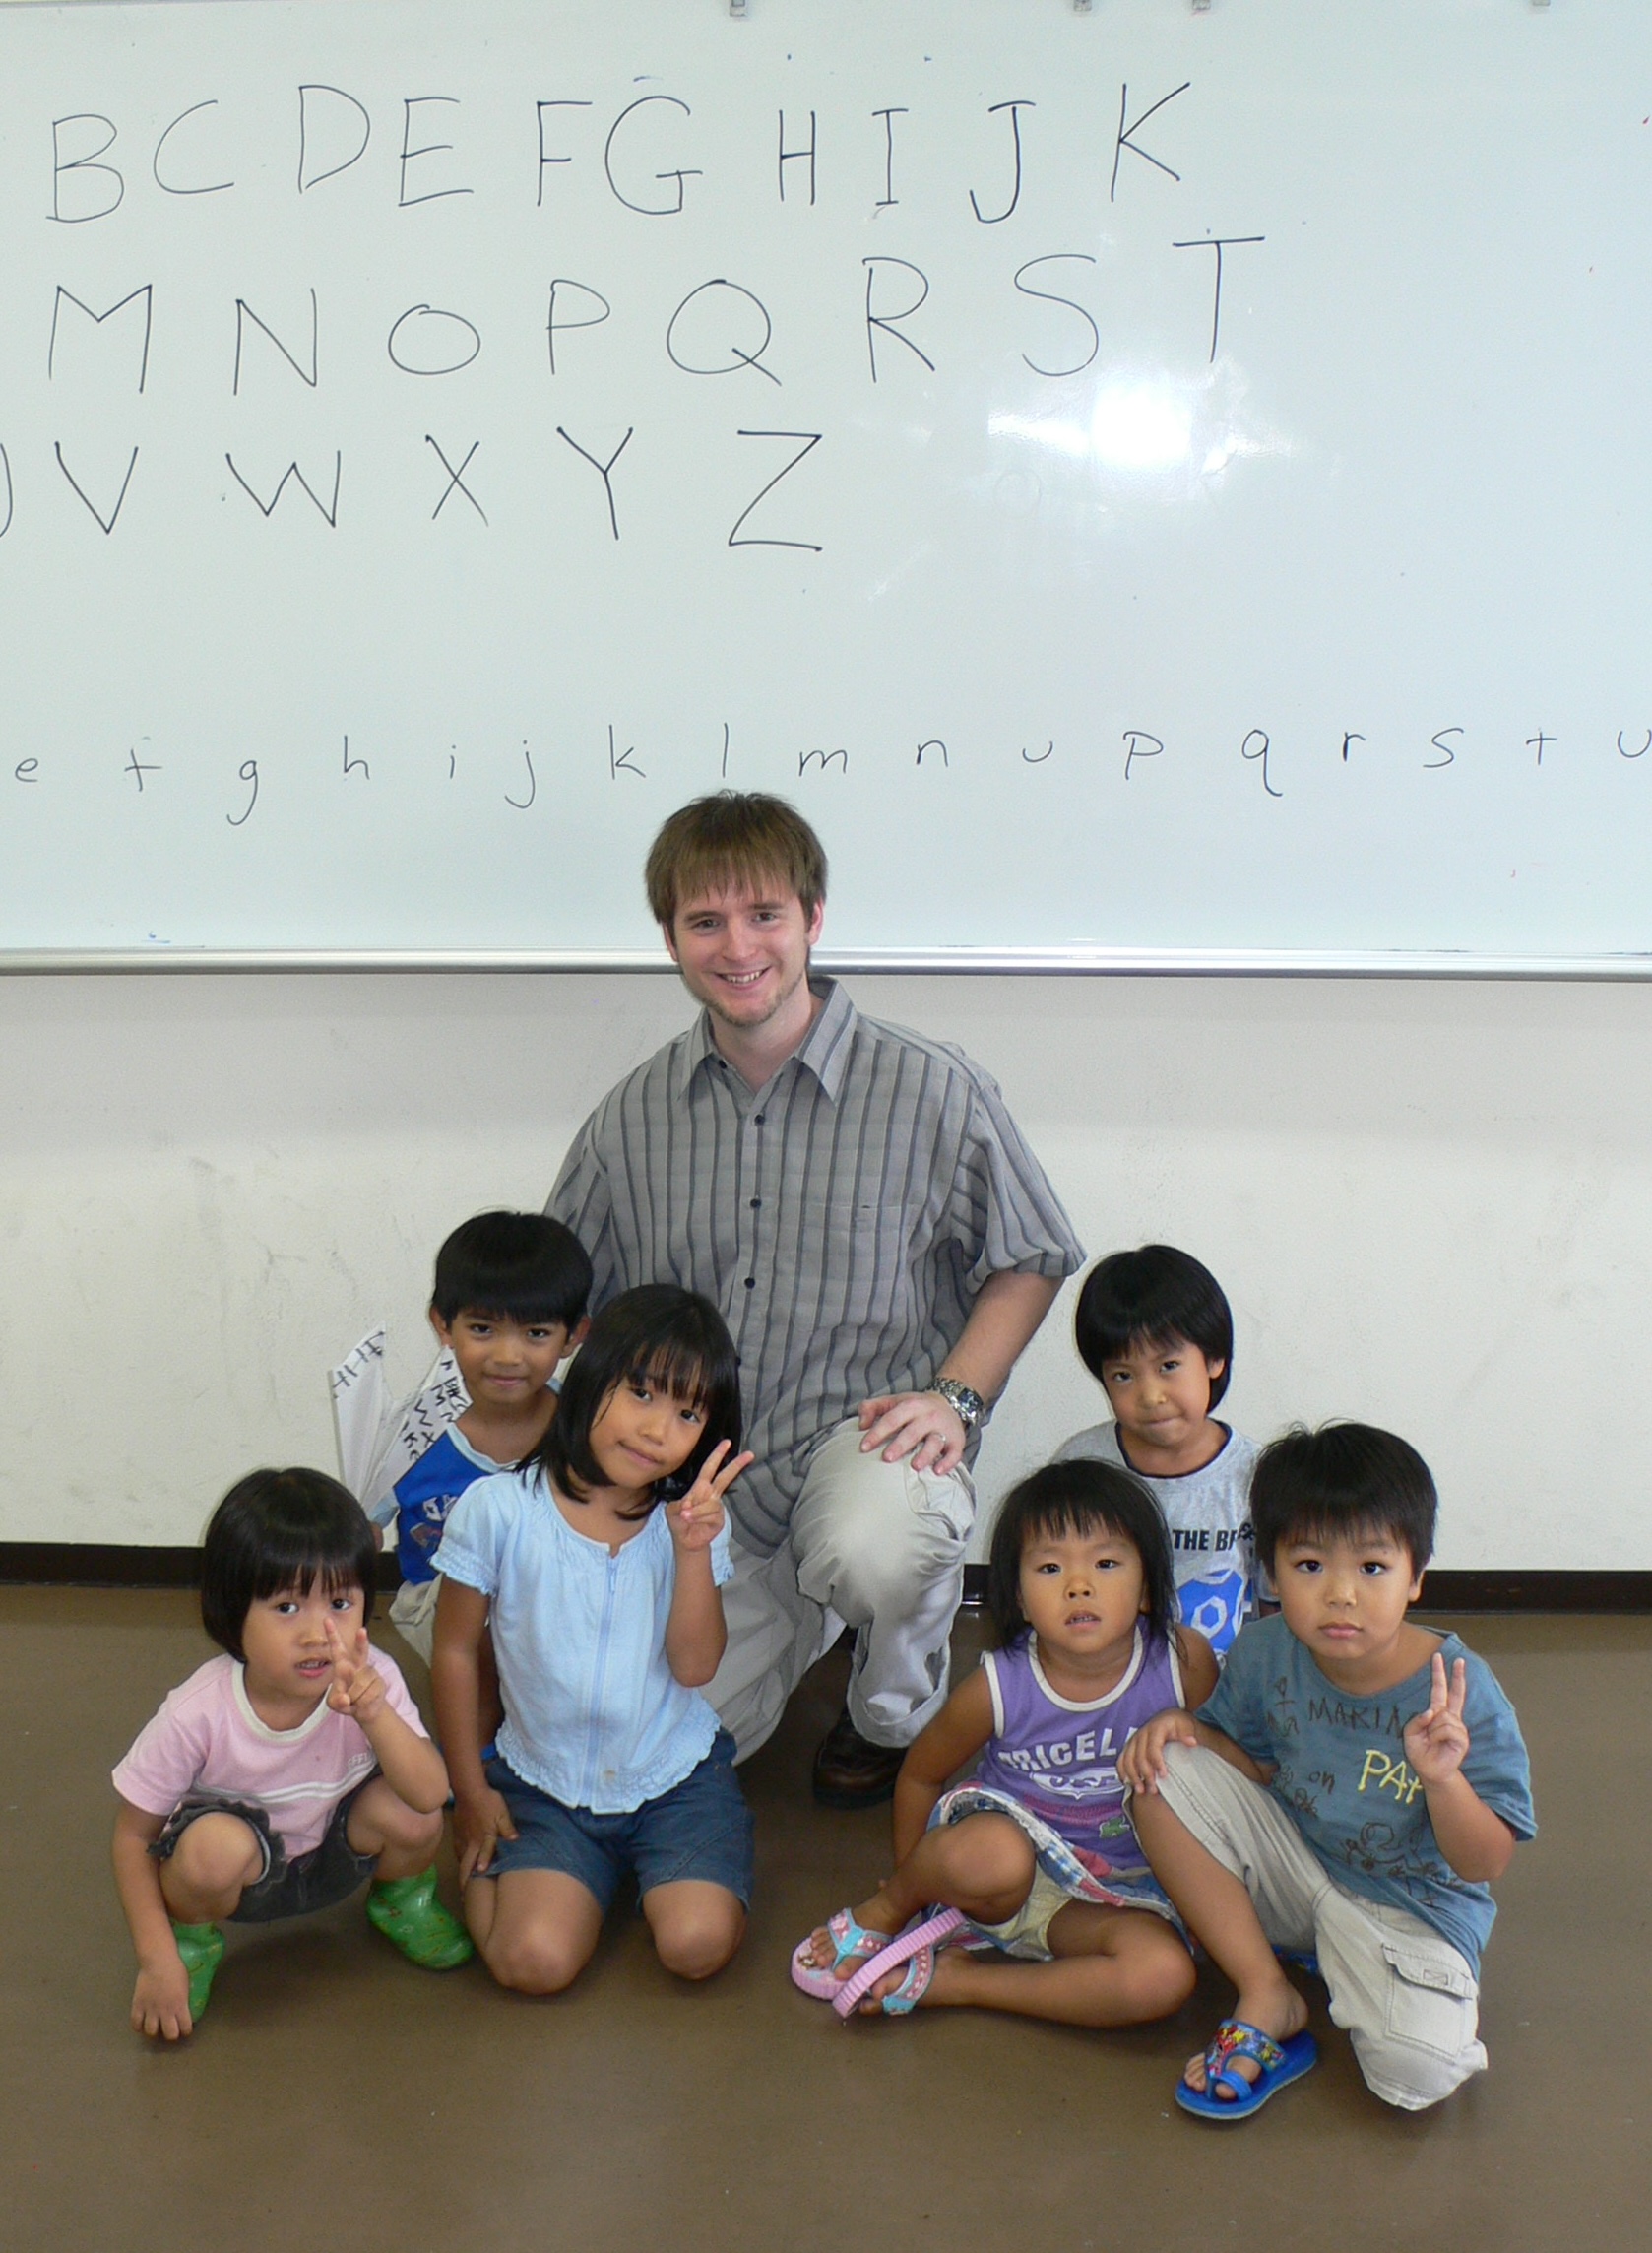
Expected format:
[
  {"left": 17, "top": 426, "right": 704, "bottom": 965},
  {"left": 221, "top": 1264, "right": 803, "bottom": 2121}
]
[{"left": 111, "top": 1468, "right": 470, "bottom": 2039}]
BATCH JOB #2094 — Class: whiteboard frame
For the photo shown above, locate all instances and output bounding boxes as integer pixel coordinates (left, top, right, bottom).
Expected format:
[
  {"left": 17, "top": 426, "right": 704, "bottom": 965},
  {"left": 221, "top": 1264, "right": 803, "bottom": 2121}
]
[{"left": 6, "top": 946, "right": 1652, "bottom": 978}]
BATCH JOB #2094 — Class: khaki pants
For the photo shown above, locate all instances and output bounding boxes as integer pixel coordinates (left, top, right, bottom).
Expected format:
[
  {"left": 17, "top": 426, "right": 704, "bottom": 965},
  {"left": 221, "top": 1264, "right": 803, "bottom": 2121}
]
[
  {"left": 1156, "top": 1742, "right": 1488, "bottom": 2111},
  {"left": 708, "top": 1419, "right": 975, "bottom": 1760}
]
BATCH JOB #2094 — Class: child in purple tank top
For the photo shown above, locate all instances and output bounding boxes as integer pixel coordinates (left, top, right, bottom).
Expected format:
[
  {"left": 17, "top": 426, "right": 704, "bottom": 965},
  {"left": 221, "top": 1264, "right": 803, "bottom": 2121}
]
[{"left": 794, "top": 1460, "right": 1217, "bottom": 2026}]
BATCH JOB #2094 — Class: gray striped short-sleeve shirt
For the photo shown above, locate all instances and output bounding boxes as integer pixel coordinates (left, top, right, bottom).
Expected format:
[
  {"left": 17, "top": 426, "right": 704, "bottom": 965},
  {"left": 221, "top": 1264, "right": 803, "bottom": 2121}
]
[{"left": 548, "top": 979, "right": 1083, "bottom": 1553}]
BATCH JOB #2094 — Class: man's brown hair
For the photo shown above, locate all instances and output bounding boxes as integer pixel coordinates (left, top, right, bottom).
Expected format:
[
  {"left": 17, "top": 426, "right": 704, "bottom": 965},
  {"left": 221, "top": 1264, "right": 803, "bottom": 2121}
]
[{"left": 644, "top": 792, "right": 829, "bottom": 931}]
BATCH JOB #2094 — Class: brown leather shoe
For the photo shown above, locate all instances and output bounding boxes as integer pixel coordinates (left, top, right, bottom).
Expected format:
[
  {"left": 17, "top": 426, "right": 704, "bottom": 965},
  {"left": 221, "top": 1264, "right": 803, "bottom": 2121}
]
[{"left": 812, "top": 1707, "right": 906, "bottom": 1809}]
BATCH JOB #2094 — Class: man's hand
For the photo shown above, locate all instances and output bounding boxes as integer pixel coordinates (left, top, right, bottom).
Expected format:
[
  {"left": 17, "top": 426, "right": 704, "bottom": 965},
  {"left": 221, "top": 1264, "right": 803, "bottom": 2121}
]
[
  {"left": 325, "top": 1618, "right": 387, "bottom": 1728},
  {"left": 857, "top": 1392, "right": 968, "bottom": 1475},
  {"left": 666, "top": 1440, "right": 754, "bottom": 1552}
]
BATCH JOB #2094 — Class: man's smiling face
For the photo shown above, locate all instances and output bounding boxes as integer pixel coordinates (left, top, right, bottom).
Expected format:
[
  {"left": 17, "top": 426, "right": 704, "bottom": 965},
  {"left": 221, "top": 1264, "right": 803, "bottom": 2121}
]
[{"left": 666, "top": 881, "right": 824, "bottom": 1035}]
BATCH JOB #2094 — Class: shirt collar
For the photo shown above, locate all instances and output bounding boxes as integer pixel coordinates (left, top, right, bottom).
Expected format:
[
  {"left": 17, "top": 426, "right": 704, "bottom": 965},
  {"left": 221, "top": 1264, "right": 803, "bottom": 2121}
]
[{"left": 684, "top": 976, "right": 858, "bottom": 1104}]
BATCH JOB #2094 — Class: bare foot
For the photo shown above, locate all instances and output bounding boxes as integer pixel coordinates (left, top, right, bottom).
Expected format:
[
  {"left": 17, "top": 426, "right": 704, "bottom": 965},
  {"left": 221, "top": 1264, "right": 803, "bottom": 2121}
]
[{"left": 1182, "top": 1980, "right": 1309, "bottom": 2100}]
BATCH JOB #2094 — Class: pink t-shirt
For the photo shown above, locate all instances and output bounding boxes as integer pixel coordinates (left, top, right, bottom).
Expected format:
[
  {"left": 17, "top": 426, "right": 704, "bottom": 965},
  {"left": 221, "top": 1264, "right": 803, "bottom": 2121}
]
[{"left": 112, "top": 1648, "right": 426, "bottom": 1858}]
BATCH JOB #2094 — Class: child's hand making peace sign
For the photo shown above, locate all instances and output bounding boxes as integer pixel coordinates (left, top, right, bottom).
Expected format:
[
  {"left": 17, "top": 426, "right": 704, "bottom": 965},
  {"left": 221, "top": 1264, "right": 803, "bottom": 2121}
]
[
  {"left": 1403, "top": 1651, "right": 1472, "bottom": 1787},
  {"left": 324, "top": 1616, "right": 388, "bottom": 1728},
  {"left": 666, "top": 1439, "right": 755, "bottom": 1553}
]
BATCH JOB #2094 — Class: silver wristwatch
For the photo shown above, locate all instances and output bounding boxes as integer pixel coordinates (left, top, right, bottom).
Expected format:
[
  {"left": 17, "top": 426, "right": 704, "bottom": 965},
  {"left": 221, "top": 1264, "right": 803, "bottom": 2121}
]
[{"left": 930, "top": 1377, "right": 986, "bottom": 1431}]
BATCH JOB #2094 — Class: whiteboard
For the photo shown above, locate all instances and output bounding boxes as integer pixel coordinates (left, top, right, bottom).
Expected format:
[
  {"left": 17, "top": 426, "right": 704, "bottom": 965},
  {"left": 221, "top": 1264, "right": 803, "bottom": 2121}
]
[{"left": 4, "top": 0, "right": 1652, "bottom": 971}]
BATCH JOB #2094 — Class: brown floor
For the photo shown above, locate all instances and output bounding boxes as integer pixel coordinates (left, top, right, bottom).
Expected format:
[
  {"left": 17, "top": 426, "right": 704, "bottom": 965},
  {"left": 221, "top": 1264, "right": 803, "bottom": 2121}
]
[{"left": 3, "top": 1591, "right": 1646, "bottom": 2252}]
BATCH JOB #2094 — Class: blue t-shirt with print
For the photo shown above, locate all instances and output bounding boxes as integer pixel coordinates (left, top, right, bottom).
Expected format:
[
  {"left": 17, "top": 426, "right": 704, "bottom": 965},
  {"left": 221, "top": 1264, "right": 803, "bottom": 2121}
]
[{"left": 1198, "top": 1613, "right": 1535, "bottom": 1971}]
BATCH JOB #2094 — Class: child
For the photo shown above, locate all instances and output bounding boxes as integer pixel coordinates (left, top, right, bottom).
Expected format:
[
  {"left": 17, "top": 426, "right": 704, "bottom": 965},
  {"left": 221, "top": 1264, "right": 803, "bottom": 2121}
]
[
  {"left": 111, "top": 1469, "right": 470, "bottom": 2041},
  {"left": 1056, "top": 1244, "right": 1257, "bottom": 1656},
  {"left": 1121, "top": 1422, "right": 1535, "bottom": 2118},
  {"left": 794, "top": 1459, "right": 1215, "bottom": 2024},
  {"left": 376, "top": 1211, "right": 593, "bottom": 1664},
  {"left": 431, "top": 1285, "right": 757, "bottom": 1994}
]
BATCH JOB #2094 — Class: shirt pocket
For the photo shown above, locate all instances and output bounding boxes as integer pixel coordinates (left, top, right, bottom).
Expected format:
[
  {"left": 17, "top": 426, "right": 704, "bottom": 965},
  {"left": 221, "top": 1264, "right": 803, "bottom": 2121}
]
[{"left": 1380, "top": 1939, "right": 1479, "bottom": 2058}]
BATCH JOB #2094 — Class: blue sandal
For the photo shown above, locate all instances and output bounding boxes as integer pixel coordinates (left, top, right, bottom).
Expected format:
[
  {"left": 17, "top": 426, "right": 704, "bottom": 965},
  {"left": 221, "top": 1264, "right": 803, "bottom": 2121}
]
[{"left": 1175, "top": 2019, "right": 1318, "bottom": 2121}]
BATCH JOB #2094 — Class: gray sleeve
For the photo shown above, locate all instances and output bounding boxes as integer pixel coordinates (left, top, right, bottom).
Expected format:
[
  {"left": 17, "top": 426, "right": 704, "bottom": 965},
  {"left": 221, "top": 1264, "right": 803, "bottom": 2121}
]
[
  {"left": 942, "top": 1065, "right": 1085, "bottom": 1290},
  {"left": 546, "top": 1110, "right": 622, "bottom": 1315}
]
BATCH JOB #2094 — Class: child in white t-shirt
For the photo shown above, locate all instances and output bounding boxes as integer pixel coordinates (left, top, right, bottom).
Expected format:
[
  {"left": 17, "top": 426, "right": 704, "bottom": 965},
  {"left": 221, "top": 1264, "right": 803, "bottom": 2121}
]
[
  {"left": 1055, "top": 1245, "right": 1257, "bottom": 1656},
  {"left": 111, "top": 1468, "right": 469, "bottom": 2040}
]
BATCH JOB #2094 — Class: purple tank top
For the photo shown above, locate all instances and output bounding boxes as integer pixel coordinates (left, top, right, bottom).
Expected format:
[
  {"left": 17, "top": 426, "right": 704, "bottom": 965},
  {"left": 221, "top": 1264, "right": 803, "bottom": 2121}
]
[{"left": 974, "top": 1629, "right": 1182, "bottom": 1879}]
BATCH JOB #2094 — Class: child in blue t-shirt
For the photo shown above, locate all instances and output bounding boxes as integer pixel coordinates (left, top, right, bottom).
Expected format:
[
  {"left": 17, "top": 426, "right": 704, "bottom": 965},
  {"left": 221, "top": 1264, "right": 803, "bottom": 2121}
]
[
  {"left": 373, "top": 1212, "right": 592, "bottom": 1663},
  {"left": 1056, "top": 1245, "right": 1257, "bottom": 1656},
  {"left": 1122, "top": 1422, "right": 1535, "bottom": 2119}
]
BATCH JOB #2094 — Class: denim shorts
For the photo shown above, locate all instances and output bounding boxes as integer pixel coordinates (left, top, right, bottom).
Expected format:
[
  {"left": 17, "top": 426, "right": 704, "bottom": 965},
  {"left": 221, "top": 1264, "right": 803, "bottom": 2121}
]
[
  {"left": 478, "top": 1732, "right": 754, "bottom": 1910},
  {"left": 151, "top": 1782, "right": 379, "bottom": 1925}
]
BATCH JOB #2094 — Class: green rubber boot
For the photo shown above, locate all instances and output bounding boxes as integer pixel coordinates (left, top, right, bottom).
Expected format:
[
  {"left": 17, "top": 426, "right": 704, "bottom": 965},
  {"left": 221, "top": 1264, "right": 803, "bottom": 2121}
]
[
  {"left": 366, "top": 1869, "right": 474, "bottom": 1970},
  {"left": 171, "top": 1921, "right": 224, "bottom": 2023}
]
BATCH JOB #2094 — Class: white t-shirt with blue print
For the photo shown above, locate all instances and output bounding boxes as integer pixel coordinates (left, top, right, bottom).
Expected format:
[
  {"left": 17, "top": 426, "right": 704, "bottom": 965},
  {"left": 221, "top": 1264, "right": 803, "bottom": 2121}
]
[{"left": 1053, "top": 1420, "right": 1257, "bottom": 1657}]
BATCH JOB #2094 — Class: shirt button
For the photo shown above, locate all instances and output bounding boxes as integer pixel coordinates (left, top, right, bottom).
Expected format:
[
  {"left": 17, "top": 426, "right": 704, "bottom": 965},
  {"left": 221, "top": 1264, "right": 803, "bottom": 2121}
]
[
  {"left": 749, "top": 1197, "right": 761, "bottom": 1209},
  {"left": 753, "top": 1114, "right": 766, "bottom": 1126},
  {"left": 744, "top": 1277, "right": 756, "bottom": 1288}
]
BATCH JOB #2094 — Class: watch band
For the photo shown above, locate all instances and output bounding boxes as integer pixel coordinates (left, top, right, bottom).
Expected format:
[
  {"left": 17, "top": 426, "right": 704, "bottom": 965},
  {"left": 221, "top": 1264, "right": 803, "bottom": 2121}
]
[{"left": 930, "top": 1378, "right": 986, "bottom": 1431}]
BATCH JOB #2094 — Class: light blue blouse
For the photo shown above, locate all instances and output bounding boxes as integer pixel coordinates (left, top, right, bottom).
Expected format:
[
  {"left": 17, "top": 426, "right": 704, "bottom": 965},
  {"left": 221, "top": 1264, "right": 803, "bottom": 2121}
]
[{"left": 435, "top": 1467, "right": 732, "bottom": 1814}]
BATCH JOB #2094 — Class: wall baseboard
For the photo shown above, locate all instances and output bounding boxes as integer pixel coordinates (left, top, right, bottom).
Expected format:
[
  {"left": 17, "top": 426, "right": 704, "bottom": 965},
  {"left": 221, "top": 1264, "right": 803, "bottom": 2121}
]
[
  {"left": 0, "top": 1543, "right": 404, "bottom": 1591},
  {"left": 958, "top": 1562, "right": 1650, "bottom": 1614},
  {"left": 2, "top": 1545, "right": 1646, "bottom": 1614}
]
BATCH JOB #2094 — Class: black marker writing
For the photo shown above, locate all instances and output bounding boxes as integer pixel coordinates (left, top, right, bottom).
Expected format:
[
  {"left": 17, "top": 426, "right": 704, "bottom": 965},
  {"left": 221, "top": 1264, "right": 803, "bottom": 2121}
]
[
  {"left": 863, "top": 258, "right": 934, "bottom": 380},
  {"left": 970, "top": 100, "right": 1034, "bottom": 225},
  {"left": 387, "top": 305, "right": 481, "bottom": 375},
  {"left": 609, "top": 725, "right": 645, "bottom": 781},
  {"left": 872, "top": 107, "right": 907, "bottom": 209},
  {"left": 1022, "top": 740, "right": 1054, "bottom": 764},
  {"left": 1172, "top": 235, "right": 1265, "bottom": 363},
  {"left": 343, "top": 735, "right": 369, "bottom": 782},
  {"left": 546, "top": 279, "right": 611, "bottom": 374},
  {"left": 51, "top": 115, "right": 123, "bottom": 224},
  {"left": 1527, "top": 730, "right": 1555, "bottom": 767},
  {"left": 798, "top": 747, "right": 848, "bottom": 776},
  {"left": 298, "top": 86, "right": 370, "bottom": 194},
  {"left": 1341, "top": 731, "right": 1366, "bottom": 761},
  {"left": 537, "top": 99, "right": 592, "bottom": 206},
  {"left": 778, "top": 110, "right": 817, "bottom": 205},
  {"left": 125, "top": 745, "right": 160, "bottom": 792},
  {"left": 556, "top": 425, "right": 632, "bottom": 540},
  {"left": 0, "top": 446, "right": 11, "bottom": 539},
  {"left": 1122, "top": 730, "right": 1163, "bottom": 780},
  {"left": 426, "top": 436, "right": 485, "bottom": 522},
  {"left": 604, "top": 96, "right": 700, "bottom": 217},
  {"left": 400, "top": 97, "right": 471, "bottom": 208},
  {"left": 1426, "top": 728, "right": 1461, "bottom": 770},
  {"left": 1619, "top": 729, "right": 1651, "bottom": 760},
  {"left": 14, "top": 758, "right": 38, "bottom": 783},
  {"left": 153, "top": 101, "right": 233, "bottom": 197},
  {"left": 1242, "top": 728, "right": 1282, "bottom": 798},
  {"left": 1112, "top": 82, "right": 1188, "bottom": 203},
  {"left": 729, "top": 430, "right": 823, "bottom": 551},
  {"left": 1014, "top": 255, "right": 1098, "bottom": 377},
  {"left": 55, "top": 442, "right": 138, "bottom": 533},
  {"left": 234, "top": 291, "right": 318, "bottom": 396},
  {"left": 505, "top": 744, "right": 536, "bottom": 809},
  {"left": 227, "top": 759, "right": 259, "bottom": 826},
  {"left": 667, "top": 281, "right": 779, "bottom": 384},
  {"left": 49, "top": 285, "right": 154, "bottom": 394},
  {"left": 720, "top": 722, "right": 731, "bottom": 779},
  {"left": 224, "top": 452, "right": 342, "bottom": 525}
]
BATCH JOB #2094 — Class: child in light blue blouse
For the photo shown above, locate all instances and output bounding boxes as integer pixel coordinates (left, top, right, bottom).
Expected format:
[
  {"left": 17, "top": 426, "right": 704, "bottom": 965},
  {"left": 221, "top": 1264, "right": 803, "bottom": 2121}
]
[{"left": 431, "top": 1286, "right": 754, "bottom": 1993}]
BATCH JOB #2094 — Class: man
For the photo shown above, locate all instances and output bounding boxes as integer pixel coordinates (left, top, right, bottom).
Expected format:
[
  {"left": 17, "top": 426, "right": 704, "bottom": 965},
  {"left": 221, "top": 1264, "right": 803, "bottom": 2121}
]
[{"left": 550, "top": 793, "right": 1083, "bottom": 1805}]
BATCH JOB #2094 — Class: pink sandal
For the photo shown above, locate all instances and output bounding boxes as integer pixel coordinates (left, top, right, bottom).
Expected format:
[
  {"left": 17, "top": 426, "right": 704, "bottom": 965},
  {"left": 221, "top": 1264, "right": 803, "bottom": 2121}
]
[
  {"left": 790, "top": 1906, "right": 895, "bottom": 2001},
  {"left": 833, "top": 1907, "right": 967, "bottom": 2019}
]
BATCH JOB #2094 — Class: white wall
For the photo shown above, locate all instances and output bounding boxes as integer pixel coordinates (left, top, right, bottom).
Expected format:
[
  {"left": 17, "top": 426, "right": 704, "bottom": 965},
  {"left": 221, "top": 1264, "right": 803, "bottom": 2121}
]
[{"left": 2, "top": 967, "right": 1646, "bottom": 1568}]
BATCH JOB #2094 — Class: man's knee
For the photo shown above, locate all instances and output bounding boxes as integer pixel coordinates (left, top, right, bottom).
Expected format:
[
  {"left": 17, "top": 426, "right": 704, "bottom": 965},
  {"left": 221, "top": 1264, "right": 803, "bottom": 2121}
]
[{"left": 794, "top": 1429, "right": 970, "bottom": 1618}]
